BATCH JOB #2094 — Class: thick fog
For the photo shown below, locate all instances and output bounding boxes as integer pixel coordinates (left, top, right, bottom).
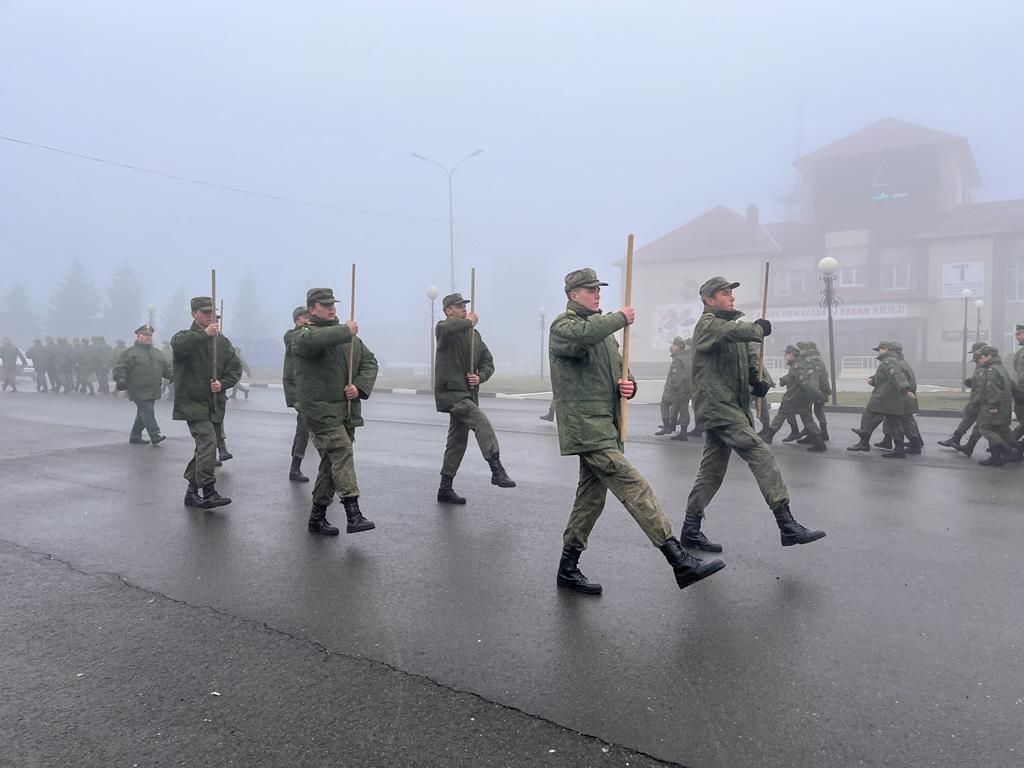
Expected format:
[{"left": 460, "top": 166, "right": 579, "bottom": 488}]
[{"left": 2, "top": 0, "right": 1022, "bottom": 373}]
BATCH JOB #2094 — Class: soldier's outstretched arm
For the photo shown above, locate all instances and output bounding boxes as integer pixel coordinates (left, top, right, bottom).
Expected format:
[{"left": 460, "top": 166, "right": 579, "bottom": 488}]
[
  {"left": 435, "top": 316, "right": 473, "bottom": 349},
  {"left": 291, "top": 324, "right": 353, "bottom": 357},
  {"left": 693, "top": 316, "right": 763, "bottom": 352},
  {"left": 549, "top": 312, "right": 627, "bottom": 358}
]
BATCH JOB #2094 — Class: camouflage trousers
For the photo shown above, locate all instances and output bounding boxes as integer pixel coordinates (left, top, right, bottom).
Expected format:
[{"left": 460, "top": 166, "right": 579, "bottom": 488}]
[
  {"left": 769, "top": 402, "right": 819, "bottom": 435},
  {"left": 1014, "top": 396, "right": 1024, "bottom": 440},
  {"left": 441, "top": 399, "right": 499, "bottom": 477},
  {"left": 311, "top": 426, "right": 359, "bottom": 506},
  {"left": 813, "top": 400, "right": 828, "bottom": 428},
  {"left": 659, "top": 393, "right": 691, "bottom": 430},
  {"left": 955, "top": 400, "right": 980, "bottom": 436},
  {"left": 183, "top": 419, "right": 219, "bottom": 488},
  {"left": 859, "top": 409, "right": 905, "bottom": 443},
  {"left": 130, "top": 399, "right": 161, "bottom": 440},
  {"left": 290, "top": 407, "right": 310, "bottom": 459},
  {"left": 981, "top": 421, "right": 1015, "bottom": 450},
  {"left": 685, "top": 422, "right": 789, "bottom": 516},
  {"left": 563, "top": 448, "right": 673, "bottom": 550}
]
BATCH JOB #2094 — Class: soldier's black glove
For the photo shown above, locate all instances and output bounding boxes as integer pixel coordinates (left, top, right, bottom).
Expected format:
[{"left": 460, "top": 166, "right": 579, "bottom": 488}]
[
  {"left": 964, "top": 378, "right": 973, "bottom": 389},
  {"left": 753, "top": 318, "right": 772, "bottom": 336},
  {"left": 751, "top": 380, "right": 770, "bottom": 398},
  {"left": 116, "top": 381, "right": 127, "bottom": 391}
]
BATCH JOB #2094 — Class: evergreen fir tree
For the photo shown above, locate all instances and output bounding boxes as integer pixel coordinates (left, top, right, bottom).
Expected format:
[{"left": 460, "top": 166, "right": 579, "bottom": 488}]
[
  {"left": 160, "top": 285, "right": 189, "bottom": 337},
  {"left": 49, "top": 259, "right": 102, "bottom": 338},
  {"left": 0, "top": 283, "right": 41, "bottom": 345},
  {"left": 231, "top": 271, "right": 270, "bottom": 339},
  {"left": 102, "top": 260, "right": 144, "bottom": 338}
]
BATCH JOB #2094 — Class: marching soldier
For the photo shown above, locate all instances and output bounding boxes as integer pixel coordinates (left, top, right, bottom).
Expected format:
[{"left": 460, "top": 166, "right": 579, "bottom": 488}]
[
  {"left": 938, "top": 341, "right": 987, "bottom": 453},
  {"left": 292, "top": 287, "right": 378, "bottom": 536},
  {"left": 795, "top": 341, "right": 830, "bottom": 441},
  {"left": 433, "top": 292, "right": 515, "bottom": 505},
  {"left": 26, "top": 339, "right": 49, "bottom": 392},
  {"left": 112, "top": 324, "right": 173, "bottom": 445},
  {"left": 55, "top": 338, "right": 74, "bottom": 393},
  {"left": 890, "top": 342, "right": 923, "bottom": 454},
  {"left": 973, "top": 345, "right": 1020, "bottom": 466},
  {"left": 655, "top": 337, "right": 692, "bottom": 439},
  {"left": 549, "top": 268, "right": 724, "bottom": 595},
  {"left": 759, "top": 345, "right": 826, "bottom": 451},
  {"left": 44, "top": 337, "right": 62, "bottom": 393},
  {"left": 1, "top": 338, "right": 27, "bottom": 392},
  {"left": 1012, "top": 323, "right": 1024, "bottom": 443},
  {"left": 171, "top": 296, "right": 242, "bottom": 509},
  {"left": 283, "top": 306, "right": 312, "bottom": 482},
  {"left": 93, "top": 336, "right": 115, "bottom": 395},
  {"left": 679, "top": 277, "right": 826, "bottom": 552},
  {"left": 847, "top": 341, "right": 916, "bottom": 457}
]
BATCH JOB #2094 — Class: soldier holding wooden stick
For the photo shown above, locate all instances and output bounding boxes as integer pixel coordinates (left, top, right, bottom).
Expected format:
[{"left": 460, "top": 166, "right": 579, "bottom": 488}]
[{"left": 680, "top": 276, "right": 826, "bottom": 552}]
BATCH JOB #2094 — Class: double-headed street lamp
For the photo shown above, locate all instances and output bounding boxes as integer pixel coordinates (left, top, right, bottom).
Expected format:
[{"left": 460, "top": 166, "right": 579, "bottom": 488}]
[
  {"left": 426, "top": 286, "right": 439, "bottom": 390},
  {"left": 960, "top": 288, "right": 973, "bottom": 392},
  {"left": 818, "top": 256, "right": 840, "bottom": 405},
  {"left": 411, "top": 150, "right": 483, "bottom": 293}
]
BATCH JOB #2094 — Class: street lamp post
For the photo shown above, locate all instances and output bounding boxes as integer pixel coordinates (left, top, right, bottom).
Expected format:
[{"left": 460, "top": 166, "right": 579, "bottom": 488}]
[
  {"left": 975, "top": 299, "right": 985, "bottom": 346},
  {"left": 818, "top": 256, "right": 840, "bottom": 405},
  {"left": 426, "top": 286, "right": 439, "bottom": 390},
  {"left": 145, "top": 303, "right": 157, "bottom": 326},
  {"left": 411, "top": 150, "right": 484, "bottom": 293},
  {"left": 961, "top": 288, "right": 973, "bottom": 392},
  {"left": 539, "top": 309, "right": 546, "bottom": 381}
]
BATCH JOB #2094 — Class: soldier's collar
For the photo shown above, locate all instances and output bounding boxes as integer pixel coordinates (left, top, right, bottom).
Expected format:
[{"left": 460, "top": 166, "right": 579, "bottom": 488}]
[
  {"left": 702, "top": 305, "right": 744, "bottom": 321},
  {"left": 565, "top": 300, "right": 600, "bottom": 318}
]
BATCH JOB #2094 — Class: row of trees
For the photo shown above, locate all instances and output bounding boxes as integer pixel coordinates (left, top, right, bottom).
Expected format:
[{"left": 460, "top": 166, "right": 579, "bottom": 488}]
[{"left": 0, "top": 260, "right": 272, "bottom": 344}]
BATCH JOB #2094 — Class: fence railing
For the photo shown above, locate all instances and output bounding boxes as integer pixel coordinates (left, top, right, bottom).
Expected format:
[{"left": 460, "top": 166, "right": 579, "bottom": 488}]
[{"left": 840, "top": 356, "right": 876, "bottom": 379}]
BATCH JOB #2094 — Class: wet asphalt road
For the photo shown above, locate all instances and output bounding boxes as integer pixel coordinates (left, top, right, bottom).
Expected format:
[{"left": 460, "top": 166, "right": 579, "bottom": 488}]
[{"left": 1, "top": 388, "right": 1022, "bottom": 768}]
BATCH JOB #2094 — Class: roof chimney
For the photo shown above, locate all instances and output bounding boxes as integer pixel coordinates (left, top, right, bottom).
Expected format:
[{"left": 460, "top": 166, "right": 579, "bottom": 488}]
[{"left": 746, "top": 204, "right": 760, "bottom": 226}]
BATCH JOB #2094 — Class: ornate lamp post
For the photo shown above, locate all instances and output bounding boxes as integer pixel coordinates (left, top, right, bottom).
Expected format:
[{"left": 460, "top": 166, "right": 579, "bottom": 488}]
[
  {"left": 974, "top": 298, "right": 984, "bottom": 345},
  {"left": 426, "top": 286, "right": 439, "bottom": 390},
  {"left": 818, "top": 256, "right": 840, "bottom": 405},
  {"left": 145, "top": 303, "right": 157, "bottom": 325},
  {"left": 410, "top": 150, "right": 484, "bottom": 293},
  {"left": 960, "top": 288, "right": 973, "bottom": 392},
  {"left": 539, "top": 309, "right": 546, "bottom": 381}
]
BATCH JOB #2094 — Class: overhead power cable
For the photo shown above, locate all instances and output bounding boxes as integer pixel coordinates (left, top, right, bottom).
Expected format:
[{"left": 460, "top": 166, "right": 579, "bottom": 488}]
[{"left": 0, "top": 134, "right": 446, "bottom": 223}]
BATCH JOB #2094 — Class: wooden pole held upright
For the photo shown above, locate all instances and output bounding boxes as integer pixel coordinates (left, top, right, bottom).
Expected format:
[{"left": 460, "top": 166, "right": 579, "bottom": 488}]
[
  {"left": 619, "top": 234, "right": 634, "bottom": 444},
  {"left": 757, "top": 262, "right": 771, "bottom": 418},
  {"left": 469, "top": 267, "right": 477, "bottom": 381},
  {"left": 347, "top": 264, "right": 356, "bottom": 414},
  {"left": 219, "top": 299, "right": 225, "bottom": 334},
  {"left": 210, "top": 269, "right": 218, "bottom": 410}
]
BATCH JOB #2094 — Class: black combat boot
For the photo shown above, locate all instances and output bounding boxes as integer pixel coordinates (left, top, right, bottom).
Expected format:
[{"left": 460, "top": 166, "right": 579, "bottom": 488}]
[
  {"left": 681, "top": 511, "right": 723, "bottom": 552},
  {"left": 487, "top": 455, "right": 516, "bottom": 488},
  {"left": 655, "top": 425, "right": 673, "bottom": 436},
  {"left": 905, "top": 437, "right": 922, "bottom": 455},
  {"left": 956, "top": 433, "right": 981, "bottom": 457},
  {"left": 341, "top": 497, "right": 375, "bottom": 533},
  {"left": 539, "top": 411, "right": 554, "bottom": 422},
  {"left": 880, "top": 440, "right": 907, "bottom": 459},
  {"left": 820, "top": 425, "right": 830, "bottom": 442},
  {"left": 556, "top": 546, "right": 602, "bottom": 595},
  {"left": 218, "top": 442, "right": 233, "bottom": 461},
  {"left": 937, "top": 431, "right": 964, "bottom": 449},
  {"left": 874, "top": 435, "right": 893, "bottom": 449},
  {"left": 759, "top": 427, "right": 777, "bottom": 445},
  {"left": 772, "top": 503, "right": 826, "bottom": 546},
  {"left": 307, "top": 503, "right": 339, "bottom": 535},
  {"left": 184, "top": 483, "right": 202, "bottom": 507},
  {"left": 847, "top": 427, "right": 870, "bottom": 452},
  {"left": 289, "top": 457, "right": 309, "bottom": 483},
  {"left": 150, "top": 434, "right": 166, "bottom": 445},
  {"left": 129, "top": 436, "right": 148, "bottom": 445},
  {"left": 437, "top": 474, "right": 466, "bottom": 504},
  {"left": 200, "top": 485, "right": 231, "bottom": 509},
  {"left": 687, "top": 428, "right": 703, "bottom": 437},
  {"left": 781, "top": 430, "right": 802, "bottom": 443},
  {"left": 670, "top": 431, "right": 688, "bottom": 441},
  {"left": 660, "top": 537, "right": 725, "bottom": 589},
  {"left": 978, "top": 445, "right": 1008, "bottom": 467},
  {"left": 806, "top": 433, "right": 827, "bottom": 452}
]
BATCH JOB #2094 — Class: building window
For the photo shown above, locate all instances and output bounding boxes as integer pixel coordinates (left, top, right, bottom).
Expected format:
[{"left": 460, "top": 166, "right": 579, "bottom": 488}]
[
  {"left": 839, "top": 264, "right": 867, "bottom": 287},
  {"left": 1008, "top": 267, "right": 1024, "bottom": 302},
  {"left": 881, "top": 263, "right": 914, "bottom": 290},
  {"left": 777, "top": 269, "right": 809, "bottom": 296}
]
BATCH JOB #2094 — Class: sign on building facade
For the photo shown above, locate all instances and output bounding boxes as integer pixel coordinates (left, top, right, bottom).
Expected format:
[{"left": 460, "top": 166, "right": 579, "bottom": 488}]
[{"left": 941, "top": 262, "right": 985, "bottom": 298}]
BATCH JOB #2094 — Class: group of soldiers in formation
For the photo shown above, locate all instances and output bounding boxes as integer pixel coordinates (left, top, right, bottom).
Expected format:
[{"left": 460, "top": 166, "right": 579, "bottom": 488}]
[{"left": 1, "top": 335, "right": 126, "bottom": 394}]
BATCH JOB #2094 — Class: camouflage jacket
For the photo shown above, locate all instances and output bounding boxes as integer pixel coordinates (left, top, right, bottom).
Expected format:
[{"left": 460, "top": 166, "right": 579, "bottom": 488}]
[
  {"left": 549, "top": 301, "right": 635, "bottom": 455},
  {"left": 1013, "top": 345, "right": 1024, "bottom": 396},
  {"left": 865, "top": 352, "right": 912, "bottom": 416},
  {"left": 805, "top": 352, "right": 831, "bottom": 399},
  {"left": 976, "top": 356, "right": 1013, "bottom": 427},
  {"left": 777, "top": 358, "right": 824, "bottom": 410},
  {"left": 691, "top": 306, "right": 766, "bottom": 431},
  {"left": 661, "top": 350, "right": 690, "bottom": 398},
  {"left": 282, "top": 327, "right": 300, "bottom": 408},
  {"left": 170, "top": 323, "right": 243, "bottom": 423},
  {"left": 433, "top": 317, "right": 495, "bottom": 412},
  {"left": 291, "top": 316, "right": 378, "bottom": 430},
  {"left": 26, "top": 343, "right": 48, "bottom": 368},
  {"left": 1, "top": 342, "right": 26, "bottom": 366},
  {"left": 112, "top": 342, "right": 173, "bottom": 402},
  {"left": 893, "top": 355, "right": 919, "bottom": 415}
]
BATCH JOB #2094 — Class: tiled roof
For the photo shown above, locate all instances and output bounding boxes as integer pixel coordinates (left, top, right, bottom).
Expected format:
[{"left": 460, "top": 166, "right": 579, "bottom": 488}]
[
  {"left": 915, "top": 200, "right": 1024, "bottom": 238},
  {"left": 636, "top": 206, "right": 780, "bottom": 262}
]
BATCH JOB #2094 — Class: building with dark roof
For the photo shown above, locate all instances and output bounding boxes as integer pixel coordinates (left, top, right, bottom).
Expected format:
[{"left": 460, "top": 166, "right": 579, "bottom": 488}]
[{"left": 628, "top": 119, "right": 1024, "bottom": 379}]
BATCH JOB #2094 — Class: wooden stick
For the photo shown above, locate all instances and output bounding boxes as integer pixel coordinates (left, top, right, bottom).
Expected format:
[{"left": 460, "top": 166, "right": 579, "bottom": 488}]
[
  {"left": 469, "top": 267, "right": 477, "bottom": 380},
  {"left": 210, "top": 269, "right": 218, "bottom": 410},
  {"left": 347, "top": 263, "right": 356, "bottom": 414},
  {"left": 619, "top": 234, "right": 634, "bottom": 443},
  {"left": 219, "top": 299, "right": 225, "bottom": 334},
  {"left": 757, "top": 261, "right": 770, "bottom": 418}
]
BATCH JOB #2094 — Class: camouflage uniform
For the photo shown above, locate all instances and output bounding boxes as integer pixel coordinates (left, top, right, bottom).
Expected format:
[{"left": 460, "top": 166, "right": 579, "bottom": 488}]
[
  {"left": 974, "top": 347, "right": 1017, "bottom": 464},
  {"left": 112, "top": 325, "right": 173, "bottom": 442},
  {"left": 848, "top": 343, "right": 914, "bottom": 454},
  {"left": 890, "top": 342, "right": 923, "bottom": 452},
  {"left": 282, "top": 307, "right": 311, "bottom": 476},
  {"left": 657, "top": 337, "right": 691, "bottom": 434},
  {"left": 171, "top": 299, "right": 243, "bottom": 495},
  {"left": 0, "top": 338, "right": 26, "bottom": 391},
  {"left": 796, "top": 341, "right": 830, "bottom": 439},
  {"left": 26, "top": 340, "right": 49, "bottom": 392},
  {"left": 1012, "top": 325, "right": 1024, "bottom": 441},
  {"left": 763, "top": 346, "right": 825, "bottom": 450}
]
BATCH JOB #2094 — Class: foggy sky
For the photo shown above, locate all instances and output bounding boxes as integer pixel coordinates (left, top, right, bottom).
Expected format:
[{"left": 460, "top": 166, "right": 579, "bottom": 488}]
[{"left": 2, "top": 0, "right": 1023, "bottom": 370}]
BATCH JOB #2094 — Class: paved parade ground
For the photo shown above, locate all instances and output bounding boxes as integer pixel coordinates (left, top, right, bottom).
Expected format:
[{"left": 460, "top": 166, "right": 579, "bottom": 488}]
[{"left": 1, "top": 388, "right": 1022, "bottom": 767}]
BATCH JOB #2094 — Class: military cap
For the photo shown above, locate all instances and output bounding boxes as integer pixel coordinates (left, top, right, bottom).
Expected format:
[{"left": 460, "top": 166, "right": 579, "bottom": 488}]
[
  {"left": 1016, "top": 323, "right": 1024, "bottom": 331},
  {"left": 134, "top": 324, "right": 155, "bottom": 335},
  {"left": 969, "top": 341, "right": 987, "bottom": 355},
  {"left": 871, "top": 341, "right": 891, "bottom": 351},
  {"left": 190, "top": 296, "right": 215, "bottom": 311},
  {"left": 784, "top": 344, "right": 801, "bottom": 355},
  {"left": 442, "top": 292, "right": 471, "bottom": 309},
  {"left": 699, "top": 276, "right": 740, "bottom": 298},
  {"left": 564, "top": 267, "right": 608, "bottom": 291},
  {"left": 292, "top": 305, "right": 310, "bottom": 321},
  {"left": 806, "top": 341, "right": 820, "bottom": 350},
  {"left": 795, "top": 341, "right": 810, "bottom": 350},
  {"left": 888, "top": 341, "right": 903, "bottom": 352},
  {"left": 306, "top": 287, "right": 337, "bottom": 305},
  {"left": 671, "top": 336, "right": 686, "bottom": 346}
]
